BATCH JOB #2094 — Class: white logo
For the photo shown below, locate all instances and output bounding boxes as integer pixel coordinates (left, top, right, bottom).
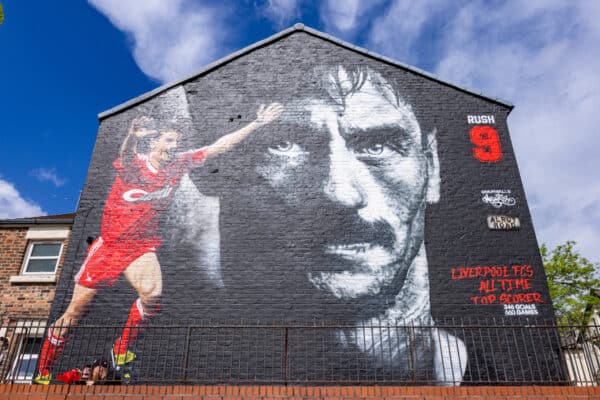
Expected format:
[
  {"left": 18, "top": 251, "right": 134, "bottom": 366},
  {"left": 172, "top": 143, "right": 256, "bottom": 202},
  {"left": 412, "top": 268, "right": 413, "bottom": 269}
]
[
  {"left": 123, "top": 189, "right": 148, "bottom": 202},
  {"left": 481, "top": 190, "right": 516, "bottom": 208},
  {"left": 123, "top": 187, "right": 173, "bottom": 203}
]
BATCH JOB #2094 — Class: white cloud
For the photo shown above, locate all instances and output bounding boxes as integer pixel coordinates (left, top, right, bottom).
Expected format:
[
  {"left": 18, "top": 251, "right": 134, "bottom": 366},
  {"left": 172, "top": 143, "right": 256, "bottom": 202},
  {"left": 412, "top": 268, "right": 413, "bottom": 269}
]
[
  {"left": 0, "top": 178, "right": 45, "bottom": 219},
  {"left": 88, "top": 0, "right": 225, "bottom": 83},
  {"left": 30, "top": 167, "right": 67, "bottom": 187},
  {"left": 320, "top": 0, "right": 387, "bottom": 36},
  {"left": 321, "top": 0, "right": 361, "bottom": 32},
  {"left": 262, "top": 0, "right": 301, "bottom": 29},
  {"left": 364, "top": 1, "right": 600, "bottom": 261},
  {"left": 366, "top": 0, "right": 447, "bottom": 61}
]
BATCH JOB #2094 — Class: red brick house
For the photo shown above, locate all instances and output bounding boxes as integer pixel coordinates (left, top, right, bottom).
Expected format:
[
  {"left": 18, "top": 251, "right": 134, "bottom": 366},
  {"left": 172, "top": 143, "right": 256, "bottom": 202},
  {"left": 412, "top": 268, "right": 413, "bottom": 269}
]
[{"left": 0, "top": 213, "right": 73, "bottom": 383}]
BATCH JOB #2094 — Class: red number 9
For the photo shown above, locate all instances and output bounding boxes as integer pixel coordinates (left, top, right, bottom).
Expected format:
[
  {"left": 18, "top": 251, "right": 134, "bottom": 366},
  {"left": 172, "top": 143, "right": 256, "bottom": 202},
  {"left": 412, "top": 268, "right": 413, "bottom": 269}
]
[{"left": 470, "top": 125, "right": 503, "bottom": 162}]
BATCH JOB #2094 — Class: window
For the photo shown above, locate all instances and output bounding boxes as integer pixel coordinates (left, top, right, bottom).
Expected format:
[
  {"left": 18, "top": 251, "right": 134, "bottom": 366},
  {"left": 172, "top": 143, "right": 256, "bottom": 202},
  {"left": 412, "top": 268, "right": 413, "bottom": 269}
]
[
  {"left": 22, "top": 242, "right": 63, "bottom": 274},
  {"left": 9, "top": 337, "right": 43, "bottom": 382},
  {"left": 3, "top": 320, "right": 46, "bottom": 384}
]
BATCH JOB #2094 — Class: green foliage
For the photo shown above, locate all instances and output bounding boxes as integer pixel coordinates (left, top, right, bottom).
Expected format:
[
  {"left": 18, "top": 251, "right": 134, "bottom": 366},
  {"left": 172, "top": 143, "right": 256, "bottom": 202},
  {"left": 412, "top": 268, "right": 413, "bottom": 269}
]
[
  {"left": 542, "top": 241, "right": 600, "bottom": 325},
  {"left": 0, "top": 3, "right": 4, "bottom": 26}
]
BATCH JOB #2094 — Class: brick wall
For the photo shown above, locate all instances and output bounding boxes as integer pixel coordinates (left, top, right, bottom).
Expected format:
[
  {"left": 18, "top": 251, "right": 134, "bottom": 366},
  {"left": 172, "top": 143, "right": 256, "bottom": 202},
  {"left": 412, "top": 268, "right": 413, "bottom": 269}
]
[
  {"left": 1, "top": 385, "right": 598, "bottom": 400},
  {"left": 54, "top": 31, "right": 553, "bottom": 324},
  {"left": 47, "top": 29, "right": 558, "bottom": 384},
  {"left": 0, "top": 226, "right": 68, "bottom": 323}
]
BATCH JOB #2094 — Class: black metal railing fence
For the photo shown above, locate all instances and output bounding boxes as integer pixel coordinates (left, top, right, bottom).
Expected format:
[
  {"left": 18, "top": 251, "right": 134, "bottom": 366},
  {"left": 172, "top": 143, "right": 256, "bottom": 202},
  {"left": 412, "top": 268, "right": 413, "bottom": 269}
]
[{"left": 0, "top": 318, "right": 598, "bottom": 386}]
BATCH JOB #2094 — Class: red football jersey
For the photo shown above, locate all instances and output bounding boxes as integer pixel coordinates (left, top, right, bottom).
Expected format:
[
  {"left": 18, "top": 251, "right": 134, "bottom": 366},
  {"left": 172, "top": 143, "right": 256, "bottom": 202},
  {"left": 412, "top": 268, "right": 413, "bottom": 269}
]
[{"left": 101, "top": 150, "right": 207, "bottom": 243}]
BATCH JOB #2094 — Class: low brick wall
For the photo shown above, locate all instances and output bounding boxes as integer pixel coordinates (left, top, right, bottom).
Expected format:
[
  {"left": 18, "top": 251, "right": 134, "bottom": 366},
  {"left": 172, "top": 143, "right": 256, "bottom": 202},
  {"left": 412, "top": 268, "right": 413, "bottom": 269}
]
[{"left": 1, "top": 385, "right": 599, "bottom": 399}]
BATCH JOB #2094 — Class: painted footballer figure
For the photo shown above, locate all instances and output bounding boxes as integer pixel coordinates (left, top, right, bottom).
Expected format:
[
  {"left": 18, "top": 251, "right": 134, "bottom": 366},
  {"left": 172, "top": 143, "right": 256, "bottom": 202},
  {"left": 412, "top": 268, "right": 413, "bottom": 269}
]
[{"left": 34, "top": 103, "right": 283, "bottom": 384}]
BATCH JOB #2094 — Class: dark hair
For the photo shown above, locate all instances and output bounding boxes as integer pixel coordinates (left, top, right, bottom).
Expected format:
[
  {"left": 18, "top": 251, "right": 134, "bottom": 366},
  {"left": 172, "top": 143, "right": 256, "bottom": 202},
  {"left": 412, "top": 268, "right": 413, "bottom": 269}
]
[
  {"left": 92, "top": 358, "right": 108, "bottom": 368},
  {"left": 130, "top": 115, "right": 157, "bottom": 132},
  {"left": 309, "top": 64, "right": 430, "bottom": 148}
]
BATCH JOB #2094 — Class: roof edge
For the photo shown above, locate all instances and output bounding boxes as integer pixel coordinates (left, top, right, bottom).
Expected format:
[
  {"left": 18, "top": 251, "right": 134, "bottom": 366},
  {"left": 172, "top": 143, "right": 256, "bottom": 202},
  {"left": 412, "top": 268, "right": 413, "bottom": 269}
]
[
  {"left": 0, "top": 218, "right": 74, "bottom": 227},
  {"left": 98, "top": 23, "right": 513, "bottom": 120},
  {"left": 0, "top": 213, "right": 75, "bottom": 226}
]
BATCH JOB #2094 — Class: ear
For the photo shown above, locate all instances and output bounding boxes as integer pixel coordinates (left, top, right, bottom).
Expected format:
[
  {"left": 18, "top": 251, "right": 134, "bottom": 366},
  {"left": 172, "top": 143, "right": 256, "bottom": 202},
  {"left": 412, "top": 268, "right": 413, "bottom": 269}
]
[{"left": 425, "top": 128, "right": 440, "bottom": 204}]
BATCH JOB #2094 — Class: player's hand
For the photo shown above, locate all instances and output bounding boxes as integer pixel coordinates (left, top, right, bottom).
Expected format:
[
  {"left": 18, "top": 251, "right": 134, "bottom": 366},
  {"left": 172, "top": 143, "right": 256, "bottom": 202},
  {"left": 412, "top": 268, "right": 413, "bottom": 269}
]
[
  {"left": 255, "top": 103, "right": 283, "bottom": 126},
  {"left": 130, "top": 116, "right": 157, "bottom": 137}
]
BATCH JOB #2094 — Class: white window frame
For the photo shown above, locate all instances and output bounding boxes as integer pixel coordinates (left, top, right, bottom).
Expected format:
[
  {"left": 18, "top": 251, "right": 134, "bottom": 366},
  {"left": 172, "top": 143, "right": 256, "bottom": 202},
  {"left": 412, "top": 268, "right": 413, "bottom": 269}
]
[
  {"left": 7, "top": 321, "right": 45, "bottom": 384},
  {"left": 9, "top": 337, "right": 40, "bottom": 383},
  {"left": 20, "top": 241, "right": 63, "bottom": 275}
]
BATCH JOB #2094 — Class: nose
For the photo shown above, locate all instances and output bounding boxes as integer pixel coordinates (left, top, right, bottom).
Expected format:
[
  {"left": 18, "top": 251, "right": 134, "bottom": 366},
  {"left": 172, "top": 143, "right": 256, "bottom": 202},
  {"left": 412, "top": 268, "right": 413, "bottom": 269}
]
[{"left": 323, "top": 137, "right": 368, "bottom": 209}]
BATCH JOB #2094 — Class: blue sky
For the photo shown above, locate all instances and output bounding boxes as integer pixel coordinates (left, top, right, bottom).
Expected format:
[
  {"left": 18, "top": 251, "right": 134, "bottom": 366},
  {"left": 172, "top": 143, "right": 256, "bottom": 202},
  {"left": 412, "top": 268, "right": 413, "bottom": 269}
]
[{"left": 0, "top": 1, "right": 598, "bottom": 263}]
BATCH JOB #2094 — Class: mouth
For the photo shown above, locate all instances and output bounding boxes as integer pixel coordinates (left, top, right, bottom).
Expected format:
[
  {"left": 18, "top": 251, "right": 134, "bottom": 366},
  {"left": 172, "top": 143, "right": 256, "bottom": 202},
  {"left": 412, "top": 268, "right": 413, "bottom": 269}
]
[
  {"left": 322, "top": 243, "right": 397, "bottom": 273},
  {"left": 306, "top": 242, "right": 403, "bottom": 299}
]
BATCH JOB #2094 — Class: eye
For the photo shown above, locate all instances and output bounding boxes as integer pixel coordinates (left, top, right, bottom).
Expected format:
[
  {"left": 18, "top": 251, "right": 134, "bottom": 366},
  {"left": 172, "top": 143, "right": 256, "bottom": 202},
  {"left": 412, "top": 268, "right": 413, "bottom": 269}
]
[
  {"left": 268, "top": 141, "right": 306, "bottom": 156},
  {"left": 346, "top": 129, "right": 412, "bottom": 159},
  {"left": 359, "top": 144, "right": 384, "bottom": 155},
  {"left": 272, "top": 141, "right": 294, "bottom": 152},
  {"left": 353, "top": 143, "right": 395, "bottom": 158}
]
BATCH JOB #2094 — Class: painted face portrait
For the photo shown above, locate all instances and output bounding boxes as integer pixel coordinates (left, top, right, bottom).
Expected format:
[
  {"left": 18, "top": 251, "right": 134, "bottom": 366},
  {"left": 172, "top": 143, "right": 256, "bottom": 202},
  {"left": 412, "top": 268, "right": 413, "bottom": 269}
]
[
  {"left": 208, "top": 65, "right": 440, "bottom": 322},
  {"left": 150, "top": 130, "right": 180, "bottom": 163},
  {"left": 264, "top": 66, "right": 439, "bottom": 301}
]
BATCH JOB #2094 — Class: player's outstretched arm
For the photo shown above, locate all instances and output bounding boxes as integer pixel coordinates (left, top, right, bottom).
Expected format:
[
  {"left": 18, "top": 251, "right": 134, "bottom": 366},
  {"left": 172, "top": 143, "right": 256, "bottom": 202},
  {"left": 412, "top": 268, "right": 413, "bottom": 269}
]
[
  {"left": 203, "top": 103, "right": 283, "bottom": 158},
  {"left": 119, "top": 116, "right": 157, "bottom": 163}
]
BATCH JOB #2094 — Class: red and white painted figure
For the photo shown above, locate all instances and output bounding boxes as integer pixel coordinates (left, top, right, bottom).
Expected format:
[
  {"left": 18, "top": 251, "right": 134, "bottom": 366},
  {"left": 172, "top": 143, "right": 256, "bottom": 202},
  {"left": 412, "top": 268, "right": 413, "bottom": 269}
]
[{"left": 35, "top": 103, "right": 283, "bottom": 384}]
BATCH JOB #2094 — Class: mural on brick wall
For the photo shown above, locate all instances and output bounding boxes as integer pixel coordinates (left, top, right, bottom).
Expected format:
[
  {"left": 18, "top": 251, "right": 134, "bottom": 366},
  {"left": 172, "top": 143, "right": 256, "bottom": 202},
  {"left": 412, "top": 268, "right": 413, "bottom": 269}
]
[
  {"left": 37, "top": 102, "right": 283, "bottom": 383},
  {"left": 44, "top": 55, "right": 560, "bottom": 386}
]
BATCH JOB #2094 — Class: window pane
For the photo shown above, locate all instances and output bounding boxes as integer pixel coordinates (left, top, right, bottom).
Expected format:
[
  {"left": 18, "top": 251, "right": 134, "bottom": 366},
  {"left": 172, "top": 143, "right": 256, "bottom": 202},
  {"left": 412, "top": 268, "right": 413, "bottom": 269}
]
[
  {"left": 23, "top": 337, "right": 43, "bottom": 353},
  {"left": 13, "top": 338, "right": 42, "bottom": 380},
  {"left": 25, "top": 259, "right": 57, "bottom": 273},
  {"left": 14, "top": 356, "right": 37, "bottom": 379},
  {"left": 30, "top": 243, "right": 61, "bottom": 257}
]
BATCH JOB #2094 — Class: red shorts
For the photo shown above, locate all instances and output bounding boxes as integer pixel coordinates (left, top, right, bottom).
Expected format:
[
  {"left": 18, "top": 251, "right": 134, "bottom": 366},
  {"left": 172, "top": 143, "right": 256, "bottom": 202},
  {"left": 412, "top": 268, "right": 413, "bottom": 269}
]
[{"left": 74, "top": 236, "right": 162, "bottom": 289}]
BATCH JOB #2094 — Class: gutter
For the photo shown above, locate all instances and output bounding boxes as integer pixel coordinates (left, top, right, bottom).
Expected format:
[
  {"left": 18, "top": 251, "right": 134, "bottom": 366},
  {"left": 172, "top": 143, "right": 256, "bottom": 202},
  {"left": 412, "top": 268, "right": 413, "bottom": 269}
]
[{"left": 0, "top": 218, "right": 74, "bottom": 227}]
